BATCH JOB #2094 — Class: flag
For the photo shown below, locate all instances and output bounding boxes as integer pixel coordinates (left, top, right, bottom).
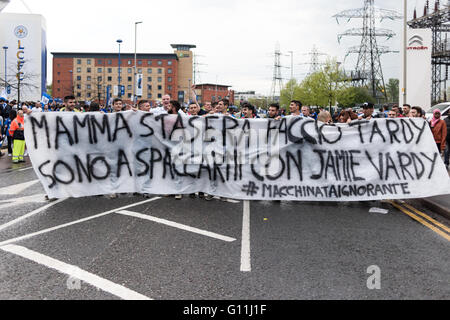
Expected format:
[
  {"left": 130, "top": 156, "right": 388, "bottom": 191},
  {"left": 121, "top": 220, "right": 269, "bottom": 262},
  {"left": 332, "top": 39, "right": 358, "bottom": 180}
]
[{"left": 41, "top": 92, "right": 51, "bottom": 106}]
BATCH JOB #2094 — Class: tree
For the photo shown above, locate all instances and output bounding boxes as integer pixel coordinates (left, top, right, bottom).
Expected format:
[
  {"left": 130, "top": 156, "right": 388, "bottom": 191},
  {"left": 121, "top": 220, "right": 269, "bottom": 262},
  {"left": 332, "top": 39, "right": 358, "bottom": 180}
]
[
  {"left": 280, "top": 58, "right": 351, "bottom": 111},
  {"left": 385, "top": 78, "right": 399, "bottom": 104},
  {"left": 336, "top": 86, "right": 375, "bottom": 109},
  {"left": 0, "top": 59, "right": 40, "bottom": 103}
]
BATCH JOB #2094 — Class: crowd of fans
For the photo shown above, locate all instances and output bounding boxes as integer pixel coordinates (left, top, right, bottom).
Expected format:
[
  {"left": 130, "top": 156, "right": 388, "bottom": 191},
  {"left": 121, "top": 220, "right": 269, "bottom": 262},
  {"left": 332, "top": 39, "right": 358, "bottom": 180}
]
[{"left": 1, "top": 88, "right": 449, "bottom": 171}]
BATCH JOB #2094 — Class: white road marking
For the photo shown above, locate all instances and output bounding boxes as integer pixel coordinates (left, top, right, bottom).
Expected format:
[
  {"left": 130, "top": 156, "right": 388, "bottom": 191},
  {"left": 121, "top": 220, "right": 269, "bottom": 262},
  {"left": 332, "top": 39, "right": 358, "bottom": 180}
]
[
  {"left": 116, "top": 210, "right": 236, "bottom": 242},
  {"left": 240, "top": 200, "right": 251, "bottom": 272},
  {"left": 17, "top": 166, "right": 34, "bottom": 172},
  {"left": 0, "top": 194, "right": 47, "bottom": 210},
  {"left": 0, "top": 244, "right": 151, "bottom": 300},
  {"left": 0, "top": 197, "right": 161, "bottom": 247},
  {"left": 0, "top": 180, "right": 39, "bottom": 195},
  {"left": 0, "top": 198, "right": 66, "bottom": 232}
]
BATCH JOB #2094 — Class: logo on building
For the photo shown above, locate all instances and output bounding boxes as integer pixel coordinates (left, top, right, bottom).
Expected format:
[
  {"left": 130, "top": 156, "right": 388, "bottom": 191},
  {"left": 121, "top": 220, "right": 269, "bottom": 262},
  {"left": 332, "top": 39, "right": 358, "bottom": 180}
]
[
  {"left": 14, "top": 25, "right": 28, "bottom": 38},
  {"left": 407, "top": 35, "right": 428, "bottom": 50}
]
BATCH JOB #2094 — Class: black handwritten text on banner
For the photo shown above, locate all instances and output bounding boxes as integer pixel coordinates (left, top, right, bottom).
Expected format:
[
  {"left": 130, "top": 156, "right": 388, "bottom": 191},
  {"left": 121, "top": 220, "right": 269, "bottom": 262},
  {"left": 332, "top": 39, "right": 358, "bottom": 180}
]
[{"left": 24, "top": 111, "right": 450, "bottom": 200}]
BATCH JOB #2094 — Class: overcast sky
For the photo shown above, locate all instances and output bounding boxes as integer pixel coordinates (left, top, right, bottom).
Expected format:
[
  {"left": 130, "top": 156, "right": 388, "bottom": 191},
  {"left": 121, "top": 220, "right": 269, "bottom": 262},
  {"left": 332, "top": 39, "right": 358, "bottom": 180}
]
[{"left": 3, "top": 0, "right": 429, "bottom": 95}]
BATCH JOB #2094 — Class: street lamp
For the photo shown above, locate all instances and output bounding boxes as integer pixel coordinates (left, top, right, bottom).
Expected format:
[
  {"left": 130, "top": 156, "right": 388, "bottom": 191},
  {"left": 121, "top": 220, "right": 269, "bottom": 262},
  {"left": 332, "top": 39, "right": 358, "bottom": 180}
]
[
  {"left": 2, "top": 46, "right": 7, "bottom": 92},
  {"left": 117, "top": 39, "right": 123, "bottom": 97},
  {"left": 133, "top": 21, "right": 142, "bottom": 105}
]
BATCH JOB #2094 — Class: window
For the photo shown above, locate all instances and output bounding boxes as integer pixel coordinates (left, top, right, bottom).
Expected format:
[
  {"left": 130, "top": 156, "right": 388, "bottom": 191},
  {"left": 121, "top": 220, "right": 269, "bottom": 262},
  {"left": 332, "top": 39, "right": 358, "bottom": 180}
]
[
  {"left": 77, "top": 67, "right": 81, "bottom": 73},
  {"left": 137, "top": 68, "right": 142, "bottom": 73},
  {"left": 157, "top": 93, "right": 162, "bottom": 98},
  {"left": 57, "top": 72, "right": 60, "bottom": 75},
  {"left": 138, "top": 60, "right": 142, "bottom": 65},
  {"left": 157, "top": 60, "right": 162, "bottom": 65},
  {"left": 97, "top": 76, "right": 102, "bottom": 82},
  {"left": 128, "top": 77, "right": 132, "bottom": 82},
  {"left": 127, "top": 85, "right": 132, "bottom": 90},
  {"left": 158, "top": 68, "right": 162, "bottom": 74},
  {"left": 77, "top": 84, "right": 81, "bottom": 89},
  {"left": 147, "top": 60, "right": 152, "bottom": 65},
  {"left": 77, "top": 76, "right": 81, "bottom": 81},
  {"left": 128, "top": 68, "right": 132, "bottom": 73},
  {"left": 108, "top": 68, "right": 112, "bottom": 73},
  {"left": 147, "top": 77, "right": 152, "bottom": 82},
  {"left": 107, "top": 76, "right": 112, "bottom": 81},
  {"left": 57, "top": 64, "right": 60, "bottom": 67},
  {"left": 168, "top": 60, "right": 172, "bottom": 65},
  {"left": 57, "top": 88, "right": 60, "bottom": 92},
  {"left": 87, "top": 92, "right": 91, "bottom": 98},
  {"left": 147, "top": 68, "right": 152, "bottom": 74},
  {"left": 57, "top": 80, "right": 60, "bottom": 83},
  {"left": 147, "top": 85, "right": 152, "bottom": 90},
  {"left": 77, "top": 59, "right": 81, "bottom": 64},
  {"left": 128, "top": 93, "right": 132, "bottom": 98},
  {"left": 157, "top": 77, "right": 162, "bottom": 82},
  {"left": 118, "top": 76, "right": 122, "bottom": 82},
  {"left": 107, "top": 60, "right": 112, "bottom": 65},
  {"left": 147, "top": 93, "right": 152, "bottom": 98},
  {"left": 168, "top": 77, "right": 172, "bottom": 82},
  {"left": 87, "top": 84, "right": 91, "bottom": 90},
  {"left": 97, "top": 68, "right": 102, "bottom": 73},
  {"left": 127, "top": 60, "right": 132, "bottom": 65},
  {"left": 77, "top": 92, "right": 81, "bottom": 97},
  {"left": 87, "top": 68, "right": 91, "bottom": 73},
  {"left": 168, "top": 68, "right": 172, "bottom": 74},
  {"left": 87, "top": 59, "right": 91, "bottom": 65},
  {"left": 168, "top": 85, "right": 172, "bottom": 90},
  {"left": 158, "top": 85, "right": 162, "bottom": 90},
  {"left": 87, "top": 76, "right": 91, "bottom": 81},
  {"left": 98, "top": 59, "right": 102, "bottom": 64}
]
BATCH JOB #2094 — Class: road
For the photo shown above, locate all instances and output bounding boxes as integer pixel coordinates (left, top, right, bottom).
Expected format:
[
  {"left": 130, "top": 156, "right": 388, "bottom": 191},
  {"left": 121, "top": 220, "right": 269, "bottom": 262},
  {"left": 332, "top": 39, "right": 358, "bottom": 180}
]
[{"left": 0, "top": 157, "right": 449, "bottom": 300}]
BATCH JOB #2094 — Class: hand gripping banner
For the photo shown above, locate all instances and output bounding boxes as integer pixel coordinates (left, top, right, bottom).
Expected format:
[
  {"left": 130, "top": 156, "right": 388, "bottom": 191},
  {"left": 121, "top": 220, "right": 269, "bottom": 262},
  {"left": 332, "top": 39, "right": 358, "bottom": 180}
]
[{"left": 24, "top": 111, "right": 450, "bottom": 201}]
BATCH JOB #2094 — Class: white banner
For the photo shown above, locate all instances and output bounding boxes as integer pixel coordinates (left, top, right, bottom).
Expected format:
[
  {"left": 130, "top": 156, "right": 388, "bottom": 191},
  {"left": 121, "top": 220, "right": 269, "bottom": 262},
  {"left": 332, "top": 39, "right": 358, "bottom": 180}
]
[{"left": 24, "top": 112, "right": 450, "bottom": 201}]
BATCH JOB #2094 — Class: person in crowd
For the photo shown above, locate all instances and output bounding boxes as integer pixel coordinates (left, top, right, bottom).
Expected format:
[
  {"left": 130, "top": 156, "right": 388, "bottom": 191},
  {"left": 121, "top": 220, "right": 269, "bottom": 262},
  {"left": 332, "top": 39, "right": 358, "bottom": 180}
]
[
  {"left": 187, "top": 102, "right": 200, "bottom": 116},
  {"left": 391, "top": 105, "right": 403, "bottom": 118},
  {"left": 3, "top": 109, "right": 16, "bottom": 157},
  {"left": 267, "top": 103, "right": 280, "bottom": 119},
  {"left": 0, "top": 113, "right": 3, "bottom": 157},
  {"left": 358, "top": 102, "right": 378, "bottom": 120},
  {"left": 402, "top": 104, "right": 411, "bottom": 117},
  {"left": 137, "top": 100, "right": 151, "bottom": 112},
  {"left": 112, "top": 98, "right": 124, "bottom": 112},
  {"left": 215, "top": 99, "right": 229, "bottom": 115},
  {"left": 444, "top": 115, "right": 450, "bottom": 169},
  {"left": 60, "top": 95, "right": 80, "bottom": 112},
  {"left": 202, "top": 101, "right": 212, "bottom": 115},
  {"left": 409, "top": 106, "right": 422, "bottom": 118},
  {"left": 9, "top": 109, "right": 25, "bottom": 163},
  {"left": 242, "top": 103, "right": 257, "bottom": 119},
  {"left": 301, "top": 105, "right": 313, "bottom": 118},
  {"left": 88, "top": 102, "right": 101, "bottom": 112},
  {"left": 429, "top": 109, "right": 447, "bottom": 156},
  {"left": 289, "top": 100, "right": 302, "bottom": 116},
  {"left": 338, "top": 110, "right": 358, "bottom": 123},
  {"left": 387, "top": 109, "right": 397, "bottom": 118},
  {"left": 317, "top": 111, "right": 332, "bottom": 124}
]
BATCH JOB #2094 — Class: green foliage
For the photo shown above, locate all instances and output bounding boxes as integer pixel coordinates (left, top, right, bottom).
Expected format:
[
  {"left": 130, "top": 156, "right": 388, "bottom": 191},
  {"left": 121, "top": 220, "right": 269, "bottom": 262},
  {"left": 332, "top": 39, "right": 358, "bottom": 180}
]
[
  {"left": 280, "top": 58, "right": 352, "bottom": 110},
  {"left": 336, "top": 86, "right": 375, "bottom": 109},
  {"left": 385, "top": 78, "right": 399, "bottom": 103}
]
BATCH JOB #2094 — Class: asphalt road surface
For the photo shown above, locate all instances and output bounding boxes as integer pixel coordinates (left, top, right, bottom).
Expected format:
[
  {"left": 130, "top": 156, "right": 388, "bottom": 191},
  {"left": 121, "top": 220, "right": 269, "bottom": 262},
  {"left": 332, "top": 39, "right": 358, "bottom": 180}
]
[{"left": 0, "top": 158, "right": 449, "bottom": 300}]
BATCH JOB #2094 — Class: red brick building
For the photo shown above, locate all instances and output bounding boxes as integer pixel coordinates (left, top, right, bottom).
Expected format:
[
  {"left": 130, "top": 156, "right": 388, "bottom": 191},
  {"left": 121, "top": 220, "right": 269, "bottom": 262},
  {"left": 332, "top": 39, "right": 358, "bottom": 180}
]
[
  {"left": 194, "top": 83, "right": 235, "bottom": 105},
  {"left": 52, "top": 49, "right": 193, "bottom": 105}
]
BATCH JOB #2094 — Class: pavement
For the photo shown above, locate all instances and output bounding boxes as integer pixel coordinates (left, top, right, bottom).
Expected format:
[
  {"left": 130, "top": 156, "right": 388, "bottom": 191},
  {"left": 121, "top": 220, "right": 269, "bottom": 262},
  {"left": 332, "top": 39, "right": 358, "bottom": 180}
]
[{"left": 0, "top": 146, "right": 449, "bottom": 300}]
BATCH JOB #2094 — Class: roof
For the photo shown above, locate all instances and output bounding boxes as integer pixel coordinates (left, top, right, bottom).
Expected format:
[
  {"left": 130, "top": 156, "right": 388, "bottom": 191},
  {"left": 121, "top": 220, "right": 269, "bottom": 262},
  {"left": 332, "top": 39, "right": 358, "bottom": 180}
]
[
  {"left": 51, "top": 52, "right": 178, "bottom": 60},
  {"left": 195, "top": 83, "right": 232, "bottom": 88},
  {"left": 170, "top": 44, "right": 196, "bottom": 50}
]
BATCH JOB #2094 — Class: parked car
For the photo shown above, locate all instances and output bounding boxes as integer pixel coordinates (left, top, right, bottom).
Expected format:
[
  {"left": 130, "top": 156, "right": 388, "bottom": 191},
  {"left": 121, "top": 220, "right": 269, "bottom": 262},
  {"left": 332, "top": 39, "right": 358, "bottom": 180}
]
[{"left": 425, "top": 102, "right": 450, "bottom": 121}]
